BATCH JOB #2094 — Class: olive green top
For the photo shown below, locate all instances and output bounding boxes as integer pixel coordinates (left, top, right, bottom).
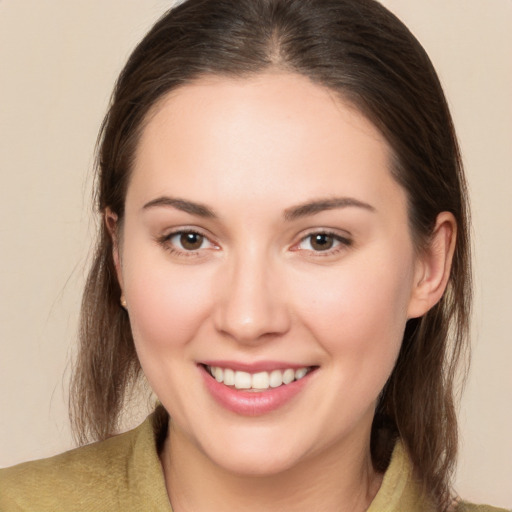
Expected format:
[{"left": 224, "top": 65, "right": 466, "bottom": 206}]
[{"left": 0, "top": 413, "right": 507, "bottom": 511}]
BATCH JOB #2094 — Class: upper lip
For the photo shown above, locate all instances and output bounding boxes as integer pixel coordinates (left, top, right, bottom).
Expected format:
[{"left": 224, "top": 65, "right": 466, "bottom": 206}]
[{"left": 200, "top": 360, "right": 315, "bottom": 373}]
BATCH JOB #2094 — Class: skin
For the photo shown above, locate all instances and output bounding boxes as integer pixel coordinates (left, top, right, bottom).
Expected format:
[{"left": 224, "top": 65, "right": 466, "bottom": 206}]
[{"left": 108, "top": 72, "right": 455, "bottom": 512}]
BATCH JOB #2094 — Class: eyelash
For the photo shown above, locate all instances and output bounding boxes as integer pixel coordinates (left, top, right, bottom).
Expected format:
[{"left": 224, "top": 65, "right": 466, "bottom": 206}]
[
  {"left": 294, "top": 230, "right": 353, "bottom": 256},
  {"left": 157, "top": 228, "right": 216, "bottom": 257},
  {"left": 157, "top": 229, "right": 352, "bottom": 257}
]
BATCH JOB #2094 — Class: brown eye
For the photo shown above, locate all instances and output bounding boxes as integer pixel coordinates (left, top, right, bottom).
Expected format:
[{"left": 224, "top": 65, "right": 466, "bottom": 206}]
[
  {"left": 296, "top": 232, "right": 351, "bottom": 253},
  {"left": 310, "top": 234, "right": 335, "bottom": 251},
  {"left": 179, "top": 232, "right": 205, "bottom": 250},
  {"left": 162, "top": 230, "right": 216, "bottom": 255}
]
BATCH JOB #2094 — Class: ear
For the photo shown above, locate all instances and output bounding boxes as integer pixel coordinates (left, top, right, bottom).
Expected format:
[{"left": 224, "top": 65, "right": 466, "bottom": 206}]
[
  {"left": 105, "top": 208, "right": 124, "bottom": 290},
  {"left": 407, "top": 212, "right": 457, "bottom": 319}
]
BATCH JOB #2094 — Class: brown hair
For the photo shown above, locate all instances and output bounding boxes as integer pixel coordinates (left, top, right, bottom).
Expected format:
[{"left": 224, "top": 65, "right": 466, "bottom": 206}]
[{"left": 70, "top": 0, "right": 471, "bottom": 508}]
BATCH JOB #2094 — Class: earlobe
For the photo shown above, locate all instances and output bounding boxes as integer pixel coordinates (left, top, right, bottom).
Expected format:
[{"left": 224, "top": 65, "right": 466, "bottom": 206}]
[
  {"left": 104, "top": 208, "right": 124, "bottom": 289},
  {"left": 407, "top": 212, "right": 457, "bottom": 319}
]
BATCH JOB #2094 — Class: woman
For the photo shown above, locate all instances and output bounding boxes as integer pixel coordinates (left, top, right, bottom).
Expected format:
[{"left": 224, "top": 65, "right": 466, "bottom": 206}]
[{"left": 0, "top": 0, "right": 507, "bottom": 510}]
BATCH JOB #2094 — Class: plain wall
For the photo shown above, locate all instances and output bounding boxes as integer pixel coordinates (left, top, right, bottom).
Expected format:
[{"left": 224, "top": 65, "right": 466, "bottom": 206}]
[{"left": 0, "top": 0, "right": 510, "bottom": 507}]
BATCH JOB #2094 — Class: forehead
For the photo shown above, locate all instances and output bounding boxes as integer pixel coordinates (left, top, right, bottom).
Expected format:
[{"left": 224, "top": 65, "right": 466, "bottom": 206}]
[
  {"left": 139, "top": 72, "right": 387, "bottom": 158},
  {"left": 128, "top": 72, "right": 401, "bottom": 213}
]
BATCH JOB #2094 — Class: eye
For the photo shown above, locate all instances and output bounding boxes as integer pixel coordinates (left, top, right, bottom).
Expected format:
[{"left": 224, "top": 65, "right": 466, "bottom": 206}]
[
  {"left": 172, "top": 232, "right": 208, "bottom": 251},
  {"left": 296, "top": 232, "right": 351, "bottom": 253},
  {"left": 161, "top": 229, "right": 217, "bottom": 254}
]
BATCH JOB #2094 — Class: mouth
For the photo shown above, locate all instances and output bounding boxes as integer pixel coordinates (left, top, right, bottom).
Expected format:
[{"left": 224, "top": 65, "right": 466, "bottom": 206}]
[
  {"left": 199, "top": 362, "right": 318, "bottom": 416},
  {"left": 203, "top": 364, "right": 315, "bottom": 392}
]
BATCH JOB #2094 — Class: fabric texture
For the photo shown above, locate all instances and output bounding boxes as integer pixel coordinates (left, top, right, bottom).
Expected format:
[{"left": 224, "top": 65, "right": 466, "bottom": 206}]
[
  {"left": 0, "top": 414, "right": 172, "bottom": 511},
  {"left": 0, "top": 412, "right": 507, "bottom": 511}
]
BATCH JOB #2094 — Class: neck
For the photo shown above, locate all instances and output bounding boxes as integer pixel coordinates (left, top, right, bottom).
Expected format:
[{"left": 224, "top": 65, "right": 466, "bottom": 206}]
[{"left": 160, "top": 421, "right": 382, "bottom": 512}]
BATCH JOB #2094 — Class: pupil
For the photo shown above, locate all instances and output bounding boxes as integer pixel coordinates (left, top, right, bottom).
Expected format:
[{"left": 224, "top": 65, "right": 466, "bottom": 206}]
[
  {"left": 312, "top": 234, "right": 333, "bottom": 251},
  {"left": 180, "top": 232, "right": 203, "bottom": 250}
]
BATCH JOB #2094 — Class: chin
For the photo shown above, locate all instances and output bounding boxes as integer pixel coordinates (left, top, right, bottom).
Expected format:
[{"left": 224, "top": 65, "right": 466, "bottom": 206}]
[
  {"left": 189, "top": 422, "right": 320, "bottom": 477},
  {"left": 206, "top": 444, "right": 302, "bottom": 477}
]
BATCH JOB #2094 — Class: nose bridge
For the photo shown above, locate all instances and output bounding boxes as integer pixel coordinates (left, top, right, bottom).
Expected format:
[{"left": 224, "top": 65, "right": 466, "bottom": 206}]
[{"left": 214, "top": 243, "right": 290, "bottom": 343}]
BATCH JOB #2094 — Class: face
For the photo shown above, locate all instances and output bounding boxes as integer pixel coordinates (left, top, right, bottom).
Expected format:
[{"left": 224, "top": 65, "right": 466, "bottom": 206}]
[{"left": 115, "top": 73, "right": 426, "bottom": 476}]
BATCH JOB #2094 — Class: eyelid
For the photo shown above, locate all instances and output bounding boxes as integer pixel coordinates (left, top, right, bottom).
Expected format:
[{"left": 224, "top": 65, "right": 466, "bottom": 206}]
[
  {"left": 157, "top": 226, "right": 220, "bottom": 256},
  {"left": 155, "top": 226, "right": 352, "bottom": 257},
  {"left": 291, "top": 229, "right": 353, "bottom": 254},
  {"left": 169, "top": 231, "right": 214, "bottom": 249}
]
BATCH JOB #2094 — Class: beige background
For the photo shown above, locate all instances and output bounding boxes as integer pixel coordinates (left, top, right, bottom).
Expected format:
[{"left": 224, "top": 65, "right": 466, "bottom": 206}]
[{"left": 0, "top": 0, "right": 511, "bottom": 507}]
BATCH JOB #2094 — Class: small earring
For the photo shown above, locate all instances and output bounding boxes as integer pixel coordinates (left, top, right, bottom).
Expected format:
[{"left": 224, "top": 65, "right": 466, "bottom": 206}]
[{"left": 120, "top": 295, "right": 127, "bottom": 309}]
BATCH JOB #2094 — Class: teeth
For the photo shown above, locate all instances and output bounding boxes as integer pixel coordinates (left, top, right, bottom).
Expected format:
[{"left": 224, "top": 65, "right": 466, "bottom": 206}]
[
  {"left": 224, "top": 368, "right": 235, "bottom": 386},
  {"left": 251, "top": 371, "right": 269, "bottom": 390},
  {"left": 234, "top": 371, "right": 252, "bottom": 389},
  {"left": 213, "top": 366, "right": 223, "bottom": 382},
  {"left": 207, "top": 366, "right": 311, "bottom": 391},
  {"left": 283, "top": 368, "right": 295, "bottom": 384},
  {"left": 295, "top": 368, "right": 308, "bottom": 380},
  {"left": 269, "top": 369, "right": 283, "bottom": 388}
]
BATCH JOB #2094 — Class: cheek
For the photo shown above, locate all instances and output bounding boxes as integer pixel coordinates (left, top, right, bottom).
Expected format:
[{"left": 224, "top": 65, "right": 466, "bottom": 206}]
[
  {"left": 290, "top": 250, "right": 414, "bottom": 373},
  {"left": 122, "top": 253, "right": 218, "bottom": 417},
  {"left": 121, "top": 246, "right": 215, "bottom": 355}
]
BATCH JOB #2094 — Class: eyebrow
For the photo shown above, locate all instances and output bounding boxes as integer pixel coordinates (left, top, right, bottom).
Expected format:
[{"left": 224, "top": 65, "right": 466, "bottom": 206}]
[
  {"left": 142, "top": 195, "right": 375, "bottom": 220},
  {"left": 143, "top": 196, "right": 217, "bottom": 218},
  {"left": 283, "top": 197, "right": 375, "bottom": 221}
]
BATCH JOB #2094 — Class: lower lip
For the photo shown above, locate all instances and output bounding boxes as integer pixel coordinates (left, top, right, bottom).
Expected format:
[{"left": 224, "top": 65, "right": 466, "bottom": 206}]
[{"left": 200, "top": 365, "right": 315, "bottom": 416}]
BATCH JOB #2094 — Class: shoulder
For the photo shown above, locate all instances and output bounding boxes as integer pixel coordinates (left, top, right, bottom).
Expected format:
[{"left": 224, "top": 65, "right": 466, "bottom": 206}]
[
  {"left": 0, "top": 428, "right": 138, "bottom": 511},
  {"left": 456, "top": 502, "right": 510, "bottom": 512},
  {"left": 0, "top": 413, "right": 171, "bottom": 511},
  {"left": 370, "top": 440, "right": 509, "bottom": 512}
]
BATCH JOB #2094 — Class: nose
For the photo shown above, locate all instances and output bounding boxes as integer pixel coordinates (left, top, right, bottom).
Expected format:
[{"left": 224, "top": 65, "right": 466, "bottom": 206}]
[{"left": 213, "top": 250, "right": 291, "bottom": 344}]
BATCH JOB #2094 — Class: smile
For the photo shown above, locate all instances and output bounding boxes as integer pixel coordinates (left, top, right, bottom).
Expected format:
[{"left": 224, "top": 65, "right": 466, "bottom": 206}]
[
  {"left": 205, "top": 365, "right": 312, "bottom": 391},
  {"left": 200, "top": 363, "right": 317, "bottom": 416}
]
